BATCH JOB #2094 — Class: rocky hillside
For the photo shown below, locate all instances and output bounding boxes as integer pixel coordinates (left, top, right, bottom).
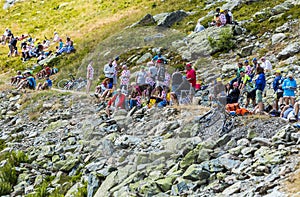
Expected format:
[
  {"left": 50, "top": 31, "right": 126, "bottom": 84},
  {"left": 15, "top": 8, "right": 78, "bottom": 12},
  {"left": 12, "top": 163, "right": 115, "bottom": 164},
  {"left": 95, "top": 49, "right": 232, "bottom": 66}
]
[{"left": 1, "top": 0, "right": 300, "bottom": 196}]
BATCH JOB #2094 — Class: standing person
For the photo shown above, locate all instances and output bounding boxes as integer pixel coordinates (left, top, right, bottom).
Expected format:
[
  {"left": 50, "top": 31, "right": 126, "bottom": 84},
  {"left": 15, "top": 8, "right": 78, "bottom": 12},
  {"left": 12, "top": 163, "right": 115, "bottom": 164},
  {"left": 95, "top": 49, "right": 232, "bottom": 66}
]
[
  {"left": 136, "top": 66, "right": 147, "bottom": 86},
  {"left": 147, "top": 61, "right": 157, "bottom": 81},
  {"left": 282, "top": 73, "right": 297, "bottom": 106},
  {"left": 272, "top": 70, "right": 284, "bottom": 111},
  {"left": 186, "top": 63, "right": 196, "bottom": 101},
  {"left": 254, "top": 67, "right": 266, "bottom": 114},
  {"left": 112, "top": 56, "right": 120, "bottom": 90},
  {"left": 120, "top": 64, "right": 130, "bottom": 92},
  {"left": 244, "top": 60, "right": 252, "bottom": 76},
  {"left": 185, "top": 63, "right": 196, "bottom": 88},
  {"left": 8, "top": 36, "right": 18, "bottom": 57},
  {"left": 86, "top": 61, "right": 94, "bottom": 94},
  {"left": 230, "top": 62, "right": 244, "bottom": 88},
  {"left": 260, "top": 57, "right": 272, "bottom": 72},
  {"left": 103, "top": 59, "right": 115, "bottom": 86},
  {"left": 156, "top": 59, "right": 166, "bottom": 87}
]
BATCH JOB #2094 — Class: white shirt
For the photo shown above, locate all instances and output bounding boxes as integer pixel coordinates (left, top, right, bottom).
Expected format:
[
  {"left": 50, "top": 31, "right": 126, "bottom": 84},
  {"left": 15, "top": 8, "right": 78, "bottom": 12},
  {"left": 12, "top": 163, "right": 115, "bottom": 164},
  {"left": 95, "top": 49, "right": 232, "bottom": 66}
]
[
  {"left": 104, "top": 64, "right": 115, "bottom": 78},
  {"left": 261, "top": 60, "right": 272, "bottom": 71}
]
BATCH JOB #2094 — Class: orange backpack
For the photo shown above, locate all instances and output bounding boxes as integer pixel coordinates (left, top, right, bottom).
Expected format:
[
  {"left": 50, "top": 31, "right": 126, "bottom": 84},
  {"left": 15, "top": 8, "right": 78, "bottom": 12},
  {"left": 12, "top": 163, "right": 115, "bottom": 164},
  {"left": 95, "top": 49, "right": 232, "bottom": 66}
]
[
  {"left": 226, "top": 103, "right": 240, "bottom": 112},
  {"left": 236, "top": 108, "right": 250, "bottom": 116}
]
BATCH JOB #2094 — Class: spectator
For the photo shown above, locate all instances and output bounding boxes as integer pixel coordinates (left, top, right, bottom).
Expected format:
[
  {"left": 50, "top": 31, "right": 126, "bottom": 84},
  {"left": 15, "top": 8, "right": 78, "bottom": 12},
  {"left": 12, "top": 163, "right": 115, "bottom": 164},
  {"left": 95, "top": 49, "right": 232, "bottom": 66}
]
[
  {"left": 136, "top": 66, "right": 147, "bottom": 85},
  {"left": 254, "top": 67, "right": 266, "bottom": 114},
  {"left": 152, "top": 51, "right": 167, "bottom": 64},
  {"left": 37, "top": 75, "right": 52, "bottom": 90},
  {"left": 103, "top": 59, "right": 115, "bottom": 85},
  {"left": 8, "top": 36, "right": 18, "bottom": 57},
  {"left": 239, "top": 70, "right": 252, "bottom": 93},
  {"left": 112, "top": 56, "right": 120, "bottom": 90},
  {"left": 219, "top": 10, "right": 227, "bottom": 27},
  {"left": 86, "top": 61, "right": 94, "bottom": 94},
  {"left": 244, "top": 60, "right": 252, "bottom": 76},
  {"left": 230, "top": 62, "right": 244, "bottom": 88},
  {"left": 58, "top": 39, "right": 64, "bottom": 49},
  {"left": 11, "top": 71, "right": 24, "bottom": 85},
  {"left": 17, "top": 71, "right": 36, "bottom": 90},
  {"left": 224, "top": 9, "right": 233, "bottom": 24},
  {"left": 53, "top": 32, "right": 60, "bottom": 42},
  {"left": 94, "top": 78, "right": 111, "bottom": 100},
  {"left": 56, "top": 37, "right": 74, "bottom": 55},
  {"left": 129, "top": 86, "right": 140, "bottom": 109},
  {"left": 120, "top": 64, "right": 131, "bottom": 92},
  {"left": 185, "top": 63, "right": 196, "bottom": 88},
  {"left": 282, "top": 73, "right": 297, "bottom": 106},
  {"left": 227, "top": 82, "right": 240, "bottom": 104},
  {"left": 260, "top": 57, "right": 272, "bottom": 72},
  {"left": 106, "top": 89, "right": 126, "bottom": 118},
  {"left": 194, "top": 19, "right": 205, "bottom": 32},
  {"left": 147, "top": 61, "right": 157, "bottom": 81},
  {"left": 273, "top": 70, "right": 284, "bottom": 111}
]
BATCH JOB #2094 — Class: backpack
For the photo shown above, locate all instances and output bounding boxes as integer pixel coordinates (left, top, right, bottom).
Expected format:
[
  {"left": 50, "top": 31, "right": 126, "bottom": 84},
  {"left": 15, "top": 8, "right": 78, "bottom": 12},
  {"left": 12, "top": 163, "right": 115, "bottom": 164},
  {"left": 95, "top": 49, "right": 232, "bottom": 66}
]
[
  {"left": 236, "top": 108, "right": 250, "bottom": 116},
  {"left": 226, "top": 103, "right": 240, "bottom": 112}
]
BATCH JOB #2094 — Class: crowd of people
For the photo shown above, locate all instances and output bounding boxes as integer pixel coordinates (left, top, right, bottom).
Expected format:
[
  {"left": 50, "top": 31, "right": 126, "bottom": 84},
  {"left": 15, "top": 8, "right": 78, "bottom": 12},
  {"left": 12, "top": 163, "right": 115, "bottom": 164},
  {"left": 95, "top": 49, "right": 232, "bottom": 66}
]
[
  {"left": 194, "top": 7, "right": 235, "bottom": 33},
  {"left": 86, "top": 51, "right": 197, "bottom": 118},
  {"left": 1, "top": 28, "right": 75, "bottom": 62},
  {"left": 10, "top": 65, "right": 58, "bottom": 91},
  {"left": 212, "top": 56, "right": 300, "bottom": 121}
]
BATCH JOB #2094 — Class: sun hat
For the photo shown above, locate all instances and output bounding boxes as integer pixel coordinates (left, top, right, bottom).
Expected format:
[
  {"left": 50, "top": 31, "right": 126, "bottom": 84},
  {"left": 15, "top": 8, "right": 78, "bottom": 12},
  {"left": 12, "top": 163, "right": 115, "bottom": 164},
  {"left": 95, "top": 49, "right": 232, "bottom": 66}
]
[
  {"left": 275, "top": 70, "right": 281, "bottom": 74},
  {"left": 244, "top": 60, "right": 249, "bottom": 63},
  {"left": 186, "top": 63, "right": 192, "bottom": 67},
  {"left": 252, "top": 57, "right": 257, "bottom": 61},
  {"left": 216, "top": 77, "right": 222, "bottom": 82}
]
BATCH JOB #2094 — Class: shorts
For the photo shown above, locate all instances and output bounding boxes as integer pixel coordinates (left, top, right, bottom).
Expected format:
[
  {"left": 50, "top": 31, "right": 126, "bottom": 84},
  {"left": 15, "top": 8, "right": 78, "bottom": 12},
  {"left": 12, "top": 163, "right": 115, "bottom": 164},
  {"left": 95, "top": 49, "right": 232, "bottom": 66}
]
[
  {"left": 247, "top": 89, "right": 256, "bottom": 100},
  {"left": 256, "top": 89, "right": 263, "bottom": 103},
  {"left": 276, "top": 92, "right": 283, "bottom": 99},
  {"left": 190, "top": 86, "right": 195, "bottom": 96}
]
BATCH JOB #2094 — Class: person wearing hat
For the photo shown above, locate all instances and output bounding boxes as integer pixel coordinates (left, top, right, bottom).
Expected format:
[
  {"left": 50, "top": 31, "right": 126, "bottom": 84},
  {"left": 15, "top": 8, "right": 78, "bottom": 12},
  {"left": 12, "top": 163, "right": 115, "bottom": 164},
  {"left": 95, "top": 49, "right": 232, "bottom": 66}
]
[
  {"left": 219, "top": 9, "right": 227, "bottom": 27},
  {"left": 250, "top": 58, "right": 259, "bottom": 78},
  {"left": 272, "top": 70, "right": 284, "bottom": 111},
  {"left": 106, "top": 88, "right": 126, "bottom": 118},
  {"left": 282, "top": 73, "right": 297, "bottom": 106},
  {"left": 230, "top": 62, "right": 244, "bottom": 89}
]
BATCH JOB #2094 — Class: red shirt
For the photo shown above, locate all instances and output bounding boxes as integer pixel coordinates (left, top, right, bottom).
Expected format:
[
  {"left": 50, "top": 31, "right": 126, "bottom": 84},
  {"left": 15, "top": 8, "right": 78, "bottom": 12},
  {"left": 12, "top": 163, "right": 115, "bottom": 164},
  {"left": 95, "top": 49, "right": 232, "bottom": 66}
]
[{"left": 186, "top": 69, "right": 196, "bottom": 87}]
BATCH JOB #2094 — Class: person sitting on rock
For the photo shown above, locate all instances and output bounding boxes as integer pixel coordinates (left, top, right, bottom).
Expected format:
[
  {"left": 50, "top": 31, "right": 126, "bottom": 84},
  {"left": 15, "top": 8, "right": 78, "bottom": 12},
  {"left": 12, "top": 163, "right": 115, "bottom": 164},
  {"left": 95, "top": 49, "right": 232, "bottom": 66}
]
[
  {"left": 11, "top": 71, "right": 24, "bottom": 85},
  {"left": 37, "top": 75, "right": 52, "bottom": 90},
  {"left": 106, "top": 89, "right": 126, "bottom": 118},
  {"left": 56, "top": 37, "right": 75, "bottom": 55},
  {"left": 94, "top": 78, "right": 112, "bottom": 100},
  {"left": 129, "top": 86, "right": 141, "bottom": 109},
  {"left": 53, "top": 32, "right": 60, "bottom": 43},
  {"left": 226, "top": 82, "right": 240, "bottom": 104},
  {"left": 17, "top": 71, "right": 36, "bottom": 90},
  {"left": 218, "top": 9, "right": 227, "bottom": 27},
  {"left": 152, "top": 51, "right": 167, "bottom": 64},
  {"left": 280, "top": 103, "right": 300, "bottom": 122},
  {"left": 194, "top": 19, "right": 205, "bottom": 32},
  {"left": 224, "top": 9, "right": 233, "bottom": 24}
]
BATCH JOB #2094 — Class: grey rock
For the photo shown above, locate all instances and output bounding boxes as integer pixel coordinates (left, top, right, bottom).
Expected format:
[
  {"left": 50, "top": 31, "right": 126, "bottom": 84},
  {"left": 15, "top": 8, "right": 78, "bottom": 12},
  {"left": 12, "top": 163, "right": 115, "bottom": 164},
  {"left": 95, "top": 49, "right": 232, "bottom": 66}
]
[
  {"left": 155, "top": 10, "right": 188, "bottom": 28},
  {"left": 94, "top": 171, "right": 118, "bottom": 197},
  {"left": 182, "top": 164, "right": 210, "bottom": 181},
  {"left": 272, "top": 33, "right": 286, "bottom": 45},
  {"left": 277, "top": 42, "right": 300, "bottom": 60},
  {"left": 271, "top": 1, "right": 294, "bottom": 15},
  {"left": 239, "top": 45, "right": 254, "bottom": 57},
  {"left": 136, "top": 52, "right": 152, "bottom": 64},
  {"left": 130, "top": 14, "right": 156, "bottom": 28},
  {"left": 87, "top": 172, "right": 99, "bottom": 197},
  {"left": 275, "top": 23, "right": 290, "bottom": 33},
  {"left": 222, "top": 181, "right": 242, "bottom": 195}
]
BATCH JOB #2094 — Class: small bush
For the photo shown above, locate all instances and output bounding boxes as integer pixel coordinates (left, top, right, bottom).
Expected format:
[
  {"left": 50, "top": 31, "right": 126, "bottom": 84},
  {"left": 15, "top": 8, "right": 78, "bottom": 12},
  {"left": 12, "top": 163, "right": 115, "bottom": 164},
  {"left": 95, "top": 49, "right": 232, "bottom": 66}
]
[{"left": 208, "top": 28, "right": 236, "bottom": 54}]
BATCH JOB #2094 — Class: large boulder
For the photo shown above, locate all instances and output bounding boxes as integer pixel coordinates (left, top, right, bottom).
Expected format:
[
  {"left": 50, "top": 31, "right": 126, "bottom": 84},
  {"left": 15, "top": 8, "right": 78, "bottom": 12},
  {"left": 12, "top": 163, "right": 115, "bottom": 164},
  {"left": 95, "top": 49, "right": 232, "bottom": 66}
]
[
  {"left": 271, "top": 1, "right": 294, "bottom": 15},
  {"left": 175, "top": 26, "right": 234, "bottom": 61},
  {"left": 130, "top": 14, "right": 156, "bottom": 28},
  {"left": 154, "top": 10, "right": 188, "bottom": 28},
  {"left": 272, "top": 33, "right": 286, "bottom": 45},
  {"left": 277, "top": 42, "right": 300, "bottom": 60}
]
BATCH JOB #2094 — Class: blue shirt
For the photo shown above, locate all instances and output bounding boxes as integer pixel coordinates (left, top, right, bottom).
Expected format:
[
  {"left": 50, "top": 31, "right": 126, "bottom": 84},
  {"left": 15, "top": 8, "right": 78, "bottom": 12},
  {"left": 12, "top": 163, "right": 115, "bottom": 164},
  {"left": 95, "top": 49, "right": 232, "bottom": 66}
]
[
  {"left": 282, "top": 78, "right": 297, "bottom": 97},
  {"left": 255, "top": 73, "right": 266, "bottom": 91},
  {"left": 273, "top": 75, "right": 284, "bottom": 92},
  {"left": 46, "top": 79, "right": 52, "bottom": 87}
]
